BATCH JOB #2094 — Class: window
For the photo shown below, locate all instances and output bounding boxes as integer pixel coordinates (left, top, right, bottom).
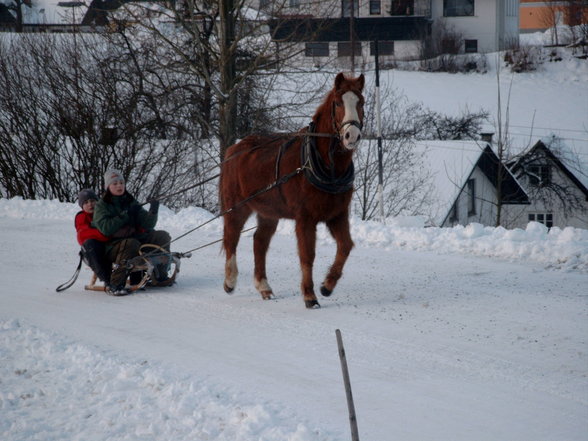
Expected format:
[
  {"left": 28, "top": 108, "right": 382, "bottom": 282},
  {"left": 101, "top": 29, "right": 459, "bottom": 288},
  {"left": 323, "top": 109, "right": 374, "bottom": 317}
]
[
  {"left": 449, "top": 202, "right": 458, "bottom": 222},
  {"left": 444, "top": 0, "right": 474, "bottom": 17},
  {"left": 528, "top": 164, "right": 551, "bottom": 187},
  {"left": 305, "top": 42, "right": 329, "bottom": 57},
  {"left": 337, "top": 41, "right": 362, "bottom": 57},
  {"left": 390, "top": 0, "right": 414, "bottom": 15},
  {"left": 528, "top": 213, "right": 553, "bottom": 228},
  {"left": 370, "top": 0, "right": 381, "bottom": 15},
  {"left": 342, "top": 0, "right": 359, "bottom": 17},
  {"left": 289, "top": 0, "right": 300, "bottom": 7},
  {"left": 464, "top": 39, "right": 477, "bottom": 53},
  {"left": 370, "top": 40, "right": 394, "bottom": 56},
  {"left": 467, "top": 179, "right": 476, "bottom": 215}
]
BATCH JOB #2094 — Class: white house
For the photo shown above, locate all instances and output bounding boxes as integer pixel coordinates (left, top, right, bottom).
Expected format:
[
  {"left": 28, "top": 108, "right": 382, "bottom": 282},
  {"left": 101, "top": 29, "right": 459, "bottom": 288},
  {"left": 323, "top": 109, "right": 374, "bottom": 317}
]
[
  {"left": 268, "top": 0, "right": 520, "bottom": 65},
  {"left": 416, "top": 139, "right": 529, "bottom": 227},
  {"left": 504, "top": 139, "right": 588, "bottom": 229}
]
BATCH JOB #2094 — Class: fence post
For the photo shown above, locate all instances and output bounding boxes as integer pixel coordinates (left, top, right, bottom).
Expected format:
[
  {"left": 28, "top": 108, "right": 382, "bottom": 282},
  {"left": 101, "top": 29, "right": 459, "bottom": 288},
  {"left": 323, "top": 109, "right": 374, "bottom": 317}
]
[{"left": 336, "top": 329, "right": 360, "bottom": 441}]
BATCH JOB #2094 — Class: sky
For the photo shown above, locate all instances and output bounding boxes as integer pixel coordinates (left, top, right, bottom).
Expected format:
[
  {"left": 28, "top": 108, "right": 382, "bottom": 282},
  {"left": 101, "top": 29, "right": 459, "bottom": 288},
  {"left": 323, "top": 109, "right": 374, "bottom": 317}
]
[{"left": 1, "top": 31, "right": 588, "bottom": 441}]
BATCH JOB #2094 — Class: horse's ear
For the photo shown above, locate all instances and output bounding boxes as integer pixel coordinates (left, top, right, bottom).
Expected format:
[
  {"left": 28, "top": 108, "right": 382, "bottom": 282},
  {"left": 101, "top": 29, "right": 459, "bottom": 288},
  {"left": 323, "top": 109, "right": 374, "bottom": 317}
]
[
  {"left": 357, "top": 74, "right": 365, "bottom": 91},
  {"left": 334, "top": 72, "right": 346, "bottom": 90}
]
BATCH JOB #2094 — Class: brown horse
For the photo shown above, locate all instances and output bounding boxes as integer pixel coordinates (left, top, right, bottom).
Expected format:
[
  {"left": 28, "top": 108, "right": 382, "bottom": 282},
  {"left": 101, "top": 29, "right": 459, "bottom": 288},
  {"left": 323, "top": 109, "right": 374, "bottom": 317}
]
[{"left": 219, "top": 72, "right": 365, "bottom": 308}]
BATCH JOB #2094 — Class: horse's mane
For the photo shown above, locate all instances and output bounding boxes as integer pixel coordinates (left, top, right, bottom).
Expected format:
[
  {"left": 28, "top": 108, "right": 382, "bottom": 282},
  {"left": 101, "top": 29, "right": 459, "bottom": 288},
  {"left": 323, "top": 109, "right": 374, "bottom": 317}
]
[{"left": 311, "top": 86, "right": 336, "bottom": 131}]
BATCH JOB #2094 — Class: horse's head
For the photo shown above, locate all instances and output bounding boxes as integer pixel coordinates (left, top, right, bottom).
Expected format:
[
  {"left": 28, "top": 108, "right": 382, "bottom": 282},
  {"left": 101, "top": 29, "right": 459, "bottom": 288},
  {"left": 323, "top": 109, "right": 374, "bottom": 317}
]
[{"left": 332, "top": 72, "right": 365, "bottom": 151}]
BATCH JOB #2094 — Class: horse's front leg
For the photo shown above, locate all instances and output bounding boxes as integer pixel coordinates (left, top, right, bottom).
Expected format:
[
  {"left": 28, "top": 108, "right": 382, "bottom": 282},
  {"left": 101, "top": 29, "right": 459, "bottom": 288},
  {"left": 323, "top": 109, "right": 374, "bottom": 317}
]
[
  {"left": 321, "top": 213, "right": 354, "bottom": 297},
  {"left": 295, "top": 218, "right": 319, "bottom": 308},
  {"left": 253, "top": 215, "right": 278, "bottom": 300}
]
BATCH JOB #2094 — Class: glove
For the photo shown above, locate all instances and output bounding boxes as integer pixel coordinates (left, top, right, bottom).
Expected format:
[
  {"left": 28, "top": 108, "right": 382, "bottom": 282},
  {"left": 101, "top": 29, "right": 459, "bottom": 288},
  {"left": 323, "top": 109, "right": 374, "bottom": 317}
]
[
  {"left": 127, "top": 204, "right": 141, "bottom": 218},
  {"left": 149, "top": 200, "right": 160, "bottom": 215}
]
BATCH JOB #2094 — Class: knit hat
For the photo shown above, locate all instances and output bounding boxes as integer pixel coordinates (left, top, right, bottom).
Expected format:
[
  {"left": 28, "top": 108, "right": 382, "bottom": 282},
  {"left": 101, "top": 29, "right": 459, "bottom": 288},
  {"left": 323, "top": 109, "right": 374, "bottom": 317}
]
[
  {"left": 77, "top": 189, "right": 98, "bottom": 207},
  {"left": 104, "top": 169, "right": 125, "bottom": 190}
]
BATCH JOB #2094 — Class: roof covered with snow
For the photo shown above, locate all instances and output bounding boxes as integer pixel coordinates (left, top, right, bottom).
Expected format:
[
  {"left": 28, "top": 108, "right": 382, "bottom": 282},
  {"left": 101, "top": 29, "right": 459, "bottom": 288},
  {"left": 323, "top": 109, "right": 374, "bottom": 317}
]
[{"left": 414, "top": 140, "right": 490, "bottom": 223}]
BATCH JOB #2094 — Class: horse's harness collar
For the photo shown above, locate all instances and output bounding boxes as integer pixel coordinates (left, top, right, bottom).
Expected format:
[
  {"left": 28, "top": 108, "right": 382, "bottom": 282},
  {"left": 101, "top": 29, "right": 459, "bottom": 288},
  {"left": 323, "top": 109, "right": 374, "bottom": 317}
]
[{"left": 275, "top": 122, "right": 355, "bottom": 195}]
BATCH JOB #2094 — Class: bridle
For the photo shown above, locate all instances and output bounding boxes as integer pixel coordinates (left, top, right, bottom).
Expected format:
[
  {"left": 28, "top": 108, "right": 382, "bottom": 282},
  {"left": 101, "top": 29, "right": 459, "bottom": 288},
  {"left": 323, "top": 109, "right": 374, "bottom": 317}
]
[{"left": 330, "top": 91, "right": 364, "bottom": 139}]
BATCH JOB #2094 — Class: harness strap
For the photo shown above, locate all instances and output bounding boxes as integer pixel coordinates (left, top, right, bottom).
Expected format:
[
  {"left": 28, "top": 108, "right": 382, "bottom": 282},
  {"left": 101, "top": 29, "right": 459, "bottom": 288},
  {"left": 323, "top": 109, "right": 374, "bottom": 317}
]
[{"left": 301, "top": 122, "right": 355, "bottom": 194}]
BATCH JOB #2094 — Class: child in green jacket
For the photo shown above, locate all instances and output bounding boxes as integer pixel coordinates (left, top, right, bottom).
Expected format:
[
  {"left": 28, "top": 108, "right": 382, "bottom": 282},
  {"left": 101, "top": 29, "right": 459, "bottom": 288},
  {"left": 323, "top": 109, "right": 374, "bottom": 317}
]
[{"left": 93, "top": 169, "right": 170, "bottom": 295}]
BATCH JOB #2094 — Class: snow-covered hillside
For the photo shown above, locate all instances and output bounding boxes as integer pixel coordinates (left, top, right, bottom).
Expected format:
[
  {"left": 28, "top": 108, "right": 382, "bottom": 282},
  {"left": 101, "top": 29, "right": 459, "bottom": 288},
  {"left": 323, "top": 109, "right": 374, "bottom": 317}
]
[
  {"left": 1, "top": 29, "right": 588, "bottom": 441},
  {"left": 1, "top": 198, "right": 587, "bottom": 441}
]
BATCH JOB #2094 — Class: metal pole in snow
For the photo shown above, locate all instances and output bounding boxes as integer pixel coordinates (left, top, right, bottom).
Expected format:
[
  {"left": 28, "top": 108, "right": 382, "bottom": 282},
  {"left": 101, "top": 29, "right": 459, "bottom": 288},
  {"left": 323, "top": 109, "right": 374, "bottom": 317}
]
[
  {"left": 336, "top": 329, "right": 360, "bottom": 441},
  {"left": 375, "top": 39, "right": 385, "bottom": 222}
]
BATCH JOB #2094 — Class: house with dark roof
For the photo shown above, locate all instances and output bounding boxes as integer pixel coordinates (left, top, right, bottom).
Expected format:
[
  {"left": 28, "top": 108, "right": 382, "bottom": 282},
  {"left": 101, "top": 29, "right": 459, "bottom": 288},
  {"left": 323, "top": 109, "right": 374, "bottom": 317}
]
[
  {"left": 0, "top": 0, "right": 130, "bottom": 32},
  {"left": 504, "top": 139, "right": 588, "bottom": 229},
  {"left": 415, "top": 139, "right": 529, "bottom": 228}
]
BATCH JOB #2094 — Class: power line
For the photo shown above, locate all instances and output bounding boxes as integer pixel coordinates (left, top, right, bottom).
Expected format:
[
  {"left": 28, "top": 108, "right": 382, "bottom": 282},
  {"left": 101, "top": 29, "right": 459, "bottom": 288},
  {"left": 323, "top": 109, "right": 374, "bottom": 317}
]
[
  {"left": 506, "top": 132, "right": 588, "bottom": 144},
  {"left": 508, "top": 124, "right": 587, "bottom": 134}
]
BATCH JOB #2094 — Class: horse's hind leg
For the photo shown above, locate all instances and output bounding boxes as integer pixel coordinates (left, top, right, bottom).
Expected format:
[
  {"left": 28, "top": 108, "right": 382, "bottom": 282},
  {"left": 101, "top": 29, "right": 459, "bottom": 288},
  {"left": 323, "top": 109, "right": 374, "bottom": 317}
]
[
  {"left": 321, "top": 213, "right": 354, "bottom": 297},
  {"left": 222, "top": 206, "right": 251, "bottom": 293},
  {"left": 253, "top": 215, "right": 278, "bottom": 300}
]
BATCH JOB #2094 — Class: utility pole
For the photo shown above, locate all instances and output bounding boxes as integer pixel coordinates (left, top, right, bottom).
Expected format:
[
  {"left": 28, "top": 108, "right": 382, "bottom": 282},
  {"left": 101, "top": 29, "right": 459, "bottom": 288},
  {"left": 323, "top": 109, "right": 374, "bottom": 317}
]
[
  {"left": 349, "top": 0, "right": 355, "bottom": 73},
  {"left": 219, "top": 0, "right": 237, "bottom": 159},
  {"left": 374, "top": 40, "right": 385, "bottom": 221}
]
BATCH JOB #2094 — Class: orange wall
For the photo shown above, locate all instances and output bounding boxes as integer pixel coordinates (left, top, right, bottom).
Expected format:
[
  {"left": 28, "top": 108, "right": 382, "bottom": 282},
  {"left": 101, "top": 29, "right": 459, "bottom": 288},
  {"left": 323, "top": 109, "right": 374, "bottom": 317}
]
[
  {"left": 520, "top": 5, "right": 552, "bottom": 31},
  {"left": 520, "top": 3, "right": 588, "bottom": 31}
]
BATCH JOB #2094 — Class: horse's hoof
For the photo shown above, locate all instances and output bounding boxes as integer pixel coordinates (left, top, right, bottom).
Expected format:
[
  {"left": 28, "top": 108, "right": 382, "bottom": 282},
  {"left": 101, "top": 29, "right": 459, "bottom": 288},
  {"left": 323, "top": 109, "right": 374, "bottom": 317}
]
[
  {"left": 320, "top": 284, "right": 333, "bottom": 297},
  {"left": 223, "top": 282, "right": 234, "bottom": 294},
  {"left": 261, "top": 290, "right": 274, "bottom": 300},
  {"left": 305, "top": 299, "right": 321, "bottom": 309}
]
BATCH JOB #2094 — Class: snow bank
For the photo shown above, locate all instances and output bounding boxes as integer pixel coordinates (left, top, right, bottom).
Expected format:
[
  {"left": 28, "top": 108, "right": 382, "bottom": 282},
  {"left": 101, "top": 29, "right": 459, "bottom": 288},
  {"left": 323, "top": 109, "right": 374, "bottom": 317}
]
[
  {"left": 1, "top": 197, "right": 587, "bottom": 273},
  {"left": 0, "top": 319, "right": 330, "bottom": 441}
]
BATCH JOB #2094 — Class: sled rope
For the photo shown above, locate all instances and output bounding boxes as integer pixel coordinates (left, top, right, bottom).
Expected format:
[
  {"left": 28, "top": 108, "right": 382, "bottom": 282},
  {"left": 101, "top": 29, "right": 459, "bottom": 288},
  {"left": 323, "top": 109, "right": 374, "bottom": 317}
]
[{"left": 55, "top": 252, "right": 83, "bottom": 292}]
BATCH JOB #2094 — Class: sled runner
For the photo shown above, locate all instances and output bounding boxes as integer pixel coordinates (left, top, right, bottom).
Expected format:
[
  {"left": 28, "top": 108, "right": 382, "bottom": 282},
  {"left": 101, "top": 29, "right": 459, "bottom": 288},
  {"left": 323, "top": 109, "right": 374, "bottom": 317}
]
[{"left": 56, "top": 244, "right": 191, "bottom": 293}]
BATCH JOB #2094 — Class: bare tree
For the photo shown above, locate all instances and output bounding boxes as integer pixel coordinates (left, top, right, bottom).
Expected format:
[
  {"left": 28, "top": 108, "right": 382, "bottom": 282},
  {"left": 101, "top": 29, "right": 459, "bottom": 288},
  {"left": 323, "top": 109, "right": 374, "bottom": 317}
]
[
  {"left": 114, "top": 0, "right": 338, "bottom": 158},
  {"left": 0, "top": 33, "right": 216, "bottom": 208},
  {"left": 510, "top": 136, "right": 588, "bottom": 220},
  {"left": 415, "top": 108, "right": 489, "bottom": 140},
  {"left": 562, "top": 0, "right": 588, "bottom": 55},
  {"left": 353, "top": 86, "right": 436, "bottom": 220},
  {"left": 541, "top": 0, "right": 562, "bottom": 45}
]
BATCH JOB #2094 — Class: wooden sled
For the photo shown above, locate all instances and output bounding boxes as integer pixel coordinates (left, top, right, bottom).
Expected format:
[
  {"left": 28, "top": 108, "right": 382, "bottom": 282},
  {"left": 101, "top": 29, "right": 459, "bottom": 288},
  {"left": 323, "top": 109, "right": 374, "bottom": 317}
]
[{"left": 85, "top": 244, "right": 191, "bottom": 292}]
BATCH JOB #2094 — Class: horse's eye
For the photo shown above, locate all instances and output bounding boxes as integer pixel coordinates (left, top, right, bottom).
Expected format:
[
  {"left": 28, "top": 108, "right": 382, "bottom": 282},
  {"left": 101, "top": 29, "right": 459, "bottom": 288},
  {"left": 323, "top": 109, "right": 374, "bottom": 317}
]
[{"left": 335, "top": 101, "right": 342, "bottom": 107}]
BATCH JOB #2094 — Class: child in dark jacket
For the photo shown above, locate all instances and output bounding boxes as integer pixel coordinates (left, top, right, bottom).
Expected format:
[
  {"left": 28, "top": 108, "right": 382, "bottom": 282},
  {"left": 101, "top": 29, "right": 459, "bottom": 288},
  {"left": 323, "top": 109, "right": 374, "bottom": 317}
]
[
  {"left": 93, "top": 169, "right": 170, "bottom": 294},
  {"left": 75, "top": 189, "right": 111, "bottom": 285}
]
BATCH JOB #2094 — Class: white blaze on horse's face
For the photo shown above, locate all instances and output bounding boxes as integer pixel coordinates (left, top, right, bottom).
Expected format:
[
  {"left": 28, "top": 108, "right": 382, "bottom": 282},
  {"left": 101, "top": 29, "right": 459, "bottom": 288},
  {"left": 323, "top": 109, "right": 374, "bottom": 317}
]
[{"left": 341, "top": 91, "right": 362, "bottom": 150}]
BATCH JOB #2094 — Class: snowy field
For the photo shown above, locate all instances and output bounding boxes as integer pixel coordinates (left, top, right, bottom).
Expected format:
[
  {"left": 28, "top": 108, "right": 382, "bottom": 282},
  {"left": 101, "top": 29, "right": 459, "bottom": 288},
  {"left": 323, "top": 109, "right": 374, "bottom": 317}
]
[
  {"left": 1, "top": 197, "right": 587, "bottom": 441},
  {"left": 1, "top": 31, "right": 588, "bottom": 441}
]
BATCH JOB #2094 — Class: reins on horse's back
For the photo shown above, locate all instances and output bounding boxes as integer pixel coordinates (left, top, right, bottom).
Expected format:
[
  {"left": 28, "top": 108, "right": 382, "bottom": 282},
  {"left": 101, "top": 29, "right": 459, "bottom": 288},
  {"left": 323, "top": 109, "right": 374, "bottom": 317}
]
[
  {"left": 151, "top": 130, "right": 338, "bottom": 207},
  {"left": 167, "top": 159, "right": 306, "bottom": 248}
]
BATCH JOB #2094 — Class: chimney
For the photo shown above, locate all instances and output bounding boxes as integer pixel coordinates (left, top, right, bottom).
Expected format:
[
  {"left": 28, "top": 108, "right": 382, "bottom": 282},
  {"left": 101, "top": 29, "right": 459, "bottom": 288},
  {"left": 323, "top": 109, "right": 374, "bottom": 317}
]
[{"left": 480, "top": 132, "right": 494, "bottom": 143}]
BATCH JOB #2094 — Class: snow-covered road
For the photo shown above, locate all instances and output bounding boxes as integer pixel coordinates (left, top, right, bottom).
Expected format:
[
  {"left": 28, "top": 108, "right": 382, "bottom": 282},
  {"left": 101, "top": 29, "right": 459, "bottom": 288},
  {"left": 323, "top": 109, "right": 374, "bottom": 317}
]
[{"left": 1, "top": 198, "right": 587, "bottom": 440}]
